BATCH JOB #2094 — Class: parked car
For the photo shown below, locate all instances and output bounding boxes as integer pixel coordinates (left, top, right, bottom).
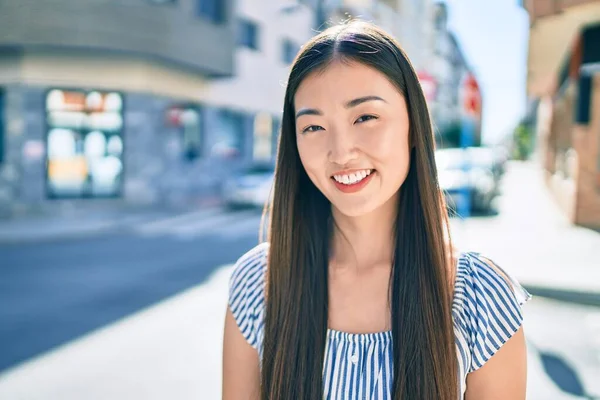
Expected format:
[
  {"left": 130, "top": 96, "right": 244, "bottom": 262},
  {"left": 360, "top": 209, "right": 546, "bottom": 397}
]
[
  {"left": 222, "top": 162, "right": 275, "bottom": 209},
  {"left": 435, "top": 147, "right": 502, "bottom": 214}
]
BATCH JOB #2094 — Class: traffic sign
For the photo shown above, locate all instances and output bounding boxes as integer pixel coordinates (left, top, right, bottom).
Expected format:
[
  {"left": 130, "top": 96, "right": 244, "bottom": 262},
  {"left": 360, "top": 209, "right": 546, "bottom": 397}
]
[{"left": 461, "top": 73, "right": 481, "bottom": 117}]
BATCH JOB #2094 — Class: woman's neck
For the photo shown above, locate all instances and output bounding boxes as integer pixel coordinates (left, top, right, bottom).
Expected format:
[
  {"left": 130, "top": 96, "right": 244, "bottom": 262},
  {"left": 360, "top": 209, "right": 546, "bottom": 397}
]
[{"left": 329, "top": 192, "right": 398, "bottom": 273}]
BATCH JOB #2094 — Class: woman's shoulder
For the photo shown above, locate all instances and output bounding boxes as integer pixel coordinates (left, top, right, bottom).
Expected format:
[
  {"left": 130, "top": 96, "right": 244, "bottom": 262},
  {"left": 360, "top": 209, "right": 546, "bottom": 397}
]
[
  {"left": 227, "top": 242, "right": 269, "bottom": 351},
  {"left": 229, "top": 242, "right": 269, "bottom": 303},
  {"left": 454, "top": 251, "right": 532, "bottom": 307},
  {"left": 230, "top": 242, "right": 269, "bottom": 282},
  {"left": 453, "top": 251, "right": 532, "bottom": 372}
]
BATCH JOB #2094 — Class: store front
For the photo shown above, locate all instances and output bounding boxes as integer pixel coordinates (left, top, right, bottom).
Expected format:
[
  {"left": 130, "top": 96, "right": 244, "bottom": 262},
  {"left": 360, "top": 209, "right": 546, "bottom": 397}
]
[{"left": 44, "top": 89, "right": 124, "bottom": 199}]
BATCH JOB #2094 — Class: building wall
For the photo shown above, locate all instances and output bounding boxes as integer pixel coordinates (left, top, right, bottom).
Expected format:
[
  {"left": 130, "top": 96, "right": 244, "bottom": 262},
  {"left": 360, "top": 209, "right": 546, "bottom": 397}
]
[
  {"left": 204, "top": 0, "right": 314, "bottom": 115},
  {"left": 430, "top": 3, "right": 479, "bottom": 148},
  {"left": 0, "top": 83, "right": 260, "bottom": 215},
  {"left": 0, "top": 51, "right": 211, "bottom": 103},
  {"left": 525, "top": 1, "right": 600, "bottom": 96},
  {"left": 329, "top": 0, "right": 434, "bottom": 72},
  {"left": 542, "top": 74, "right": 600, "bottom": 228},
  {"left": 573, "top": 74, "right": 600, "bottom": 227},
  {"left": 0, "top": 0, "right": 285, "bottom": 214},
  {"left": 524, "top": 0, "right": 599, "bottom": 21},
  {"left": 0, "top": 0, "right": 236, "bottom": 77}
]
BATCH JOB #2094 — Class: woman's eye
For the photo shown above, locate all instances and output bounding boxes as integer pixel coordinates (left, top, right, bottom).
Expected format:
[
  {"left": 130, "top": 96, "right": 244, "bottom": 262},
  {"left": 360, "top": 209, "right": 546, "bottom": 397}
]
[
  {"left": 302, "top": 125, "right": 324, "bottom": 134},
  {"left": 355, "top": 114, "right": 378, "bottom": 124}
]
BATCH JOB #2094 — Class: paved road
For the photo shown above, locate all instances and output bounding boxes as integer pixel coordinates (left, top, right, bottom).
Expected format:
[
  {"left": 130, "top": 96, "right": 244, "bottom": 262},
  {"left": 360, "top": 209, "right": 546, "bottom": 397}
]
[{"left": 0, "top": 208, "right": 265, "bottom": 371}]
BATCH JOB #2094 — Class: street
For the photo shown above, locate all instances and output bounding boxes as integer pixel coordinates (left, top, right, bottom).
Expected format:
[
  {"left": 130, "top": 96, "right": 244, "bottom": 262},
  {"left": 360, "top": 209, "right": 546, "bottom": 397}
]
[
  {"left": 0, "top": 208, "right": 266, "bottom": 371},
  {"left": 0, "top": 162, "right": 599, "bottom": 399}
]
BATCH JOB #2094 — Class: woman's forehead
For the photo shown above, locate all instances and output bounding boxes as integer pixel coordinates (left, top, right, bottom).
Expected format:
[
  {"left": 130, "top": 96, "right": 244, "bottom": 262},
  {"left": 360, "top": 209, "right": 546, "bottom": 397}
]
[{"left": 294, "top": 61, "right": 404, "bottom": 111}]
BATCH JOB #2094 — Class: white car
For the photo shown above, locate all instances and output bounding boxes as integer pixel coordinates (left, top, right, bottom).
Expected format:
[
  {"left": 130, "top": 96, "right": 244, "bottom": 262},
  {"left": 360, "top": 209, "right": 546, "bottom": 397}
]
[
  {"left": 222, "top": 163, "right": 275, "bottom": 209},
  {"left": 435, "top": 147, "right": 501, "bottom": 214}
]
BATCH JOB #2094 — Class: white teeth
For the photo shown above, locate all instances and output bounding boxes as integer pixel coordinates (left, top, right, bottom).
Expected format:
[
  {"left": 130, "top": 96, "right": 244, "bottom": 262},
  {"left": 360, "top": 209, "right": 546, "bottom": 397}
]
[{"left": 333, "top": 169, "right": 373, "bottom": 185}]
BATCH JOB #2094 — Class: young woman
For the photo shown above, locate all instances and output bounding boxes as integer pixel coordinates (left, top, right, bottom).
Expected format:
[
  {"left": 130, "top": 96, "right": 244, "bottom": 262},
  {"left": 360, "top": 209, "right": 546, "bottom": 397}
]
[{"left": 223, "top": 21, "right": 531, "bottom": 400}]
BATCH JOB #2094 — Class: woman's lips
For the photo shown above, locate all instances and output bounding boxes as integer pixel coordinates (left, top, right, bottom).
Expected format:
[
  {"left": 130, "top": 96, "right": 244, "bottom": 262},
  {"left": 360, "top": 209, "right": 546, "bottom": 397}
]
[{"left": 331, "top": 170, "right": 376, "bottom": 193}]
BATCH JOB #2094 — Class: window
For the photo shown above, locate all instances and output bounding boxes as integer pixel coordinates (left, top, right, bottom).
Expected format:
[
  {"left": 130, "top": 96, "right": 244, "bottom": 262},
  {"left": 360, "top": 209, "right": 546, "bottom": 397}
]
[
  {"left": 166, "top": 105, "right": 204, "bottom": 162},
  {"left": 45, "top": 89, "right": 125, "bottom": 198},
  {"left": 281, "top": 39, "right": 299, "bottom": 64},
  {"left": 211, "top": 109, "right": 245, "bottom": 159},
  {"left": 196, "top": 0, "right": 226, "bottom": 23},
  {"left": 237, "top": 19, "right": 259, "bottom": 50}
]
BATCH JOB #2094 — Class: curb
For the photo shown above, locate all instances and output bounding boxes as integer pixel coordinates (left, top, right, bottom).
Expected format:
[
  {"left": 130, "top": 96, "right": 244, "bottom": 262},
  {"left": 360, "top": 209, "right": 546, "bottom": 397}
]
[{"left": 524, "top": 285, "right": 600, "bottom": 308}]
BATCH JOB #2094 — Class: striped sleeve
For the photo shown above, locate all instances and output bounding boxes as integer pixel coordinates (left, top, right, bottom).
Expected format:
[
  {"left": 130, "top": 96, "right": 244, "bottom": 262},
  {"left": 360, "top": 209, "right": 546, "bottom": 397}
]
[
  {"left": 463, "top": 252, "right": 532, "bottom": 372},
  {"left": 228, "top": 242, "right": 269, "bottom": 351}
]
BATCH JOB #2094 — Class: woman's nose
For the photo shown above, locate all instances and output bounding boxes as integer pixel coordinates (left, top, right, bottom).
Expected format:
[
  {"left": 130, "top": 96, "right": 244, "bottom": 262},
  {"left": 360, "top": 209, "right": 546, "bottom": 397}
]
[{"left": 327, "top": 128, "right": 358, "bottom": 166}]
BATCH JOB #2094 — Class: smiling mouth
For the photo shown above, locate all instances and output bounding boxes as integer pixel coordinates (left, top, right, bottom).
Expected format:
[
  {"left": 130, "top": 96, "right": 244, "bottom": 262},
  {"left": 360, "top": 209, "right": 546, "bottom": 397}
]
[{"left": 331, "top": 169, "right": 375, "bottom": 185}]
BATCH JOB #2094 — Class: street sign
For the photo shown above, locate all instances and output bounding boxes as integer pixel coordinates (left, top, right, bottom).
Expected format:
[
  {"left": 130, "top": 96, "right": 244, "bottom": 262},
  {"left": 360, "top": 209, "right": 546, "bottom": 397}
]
[
  {"left": 417, "top": 70, "right": 437, "bottom": 103},
  {"left": 461, "top": 73, "right": 481, "bottom": 117}
]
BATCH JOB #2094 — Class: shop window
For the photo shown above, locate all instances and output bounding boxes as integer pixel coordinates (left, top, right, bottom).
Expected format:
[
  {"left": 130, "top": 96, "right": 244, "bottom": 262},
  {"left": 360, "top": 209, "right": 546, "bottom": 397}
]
[
  {"left": 45, "top": 89, "right": 124, "bottom": 198},
  {"left": 211, "top": 109, "right": 245, "bottom": 159},
  {"left": 253, "top": 112, "right": 273, "bottom": 161},
  {"left": 182, "top": 109, "right": 202, "bottom": 161},
  {"left": 166, "top": 105, "right": 203, "bottom": 162}
]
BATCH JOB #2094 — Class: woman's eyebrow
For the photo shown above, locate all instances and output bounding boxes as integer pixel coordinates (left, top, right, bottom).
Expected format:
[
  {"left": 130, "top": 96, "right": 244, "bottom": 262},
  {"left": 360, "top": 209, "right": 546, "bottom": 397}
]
[
  {"left": 295, "top": 96, "right": 387, "bottom": 120},
  {"left": 344, "top": 95, "right": 387, "bottom": 108}
]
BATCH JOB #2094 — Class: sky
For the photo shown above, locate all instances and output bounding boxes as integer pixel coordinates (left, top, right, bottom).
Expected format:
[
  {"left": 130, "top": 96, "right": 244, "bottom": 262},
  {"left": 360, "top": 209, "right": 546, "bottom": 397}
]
[{"left": 442, "top": 0, "right": 530, "bottom": 144}]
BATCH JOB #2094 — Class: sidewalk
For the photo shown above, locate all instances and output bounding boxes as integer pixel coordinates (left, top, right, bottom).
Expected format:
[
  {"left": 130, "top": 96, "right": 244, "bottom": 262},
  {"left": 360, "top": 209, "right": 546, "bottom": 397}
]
[{"left": 449, "top": 161, "right": 600, "bottom": 302}]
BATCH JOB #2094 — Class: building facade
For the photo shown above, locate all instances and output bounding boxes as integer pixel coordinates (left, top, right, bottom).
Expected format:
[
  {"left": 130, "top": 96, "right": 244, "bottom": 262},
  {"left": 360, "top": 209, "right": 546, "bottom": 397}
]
[
  {"left": 327, "top": 0, "right": 481, "bottom": 148},
  {"left": 327, "top": 0, "right": 435, "bottom": 72},
  {"left": 430, "top": 2, "right": 482, "bottom": 149},
  {"left": 0, "top": 0, "right": 317, "bottom": 216},
  {"left": 201, "top": 0, "right": 314, "bottom": 162},
  {"left": 0, "top": 0, "right": 240, "bottom": 215},
  {"left": 522, "top": 0, "right": 600, "bottom": 228}
]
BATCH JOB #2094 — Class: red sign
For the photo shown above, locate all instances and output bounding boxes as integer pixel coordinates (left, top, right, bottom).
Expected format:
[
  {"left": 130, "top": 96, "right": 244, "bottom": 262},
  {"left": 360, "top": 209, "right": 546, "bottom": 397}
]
[
  {"left": 462, "top": 73, "right": 481, "bottom": 117},
  {"left": 417, "top": 70, "right": 437, "bottom": 102}
]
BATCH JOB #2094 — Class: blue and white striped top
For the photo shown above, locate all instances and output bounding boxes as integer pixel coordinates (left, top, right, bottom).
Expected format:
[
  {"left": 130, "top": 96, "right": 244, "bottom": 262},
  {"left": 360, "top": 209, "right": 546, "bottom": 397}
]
[{"left": 228, "top": 242, "right": 532, "bottom": 399}]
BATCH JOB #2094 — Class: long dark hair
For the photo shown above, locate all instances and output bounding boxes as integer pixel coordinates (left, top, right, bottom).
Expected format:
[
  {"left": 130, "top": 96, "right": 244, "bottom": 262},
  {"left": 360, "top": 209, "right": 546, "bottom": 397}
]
[{"left": 260, "top": 20, "right": 457, "bottom": 399}]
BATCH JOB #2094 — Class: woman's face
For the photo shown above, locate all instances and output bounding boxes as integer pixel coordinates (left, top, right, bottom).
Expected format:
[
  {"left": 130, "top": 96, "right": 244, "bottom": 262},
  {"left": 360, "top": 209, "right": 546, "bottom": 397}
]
[{"left": 294, "top": 60, "right": 411, "bottom": 217}]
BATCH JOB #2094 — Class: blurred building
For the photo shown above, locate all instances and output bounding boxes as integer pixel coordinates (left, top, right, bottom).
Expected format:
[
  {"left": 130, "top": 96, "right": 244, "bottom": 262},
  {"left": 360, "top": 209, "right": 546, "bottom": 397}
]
[
  {"left": 522, "top": 0, "right": 600, "bottom": 228},
  {"left": 327, "top": 0, "right": 435, "bottom": 72},
  {"left": 326, "top": 0, "right": 482, "bottom": 146},
  {"left": 201, "top": 0, "right": 313, "bottom": 162},
  {"left": 430, "top": 2, "right": 482, "bottom": 149},
  {"left": 0, "top": 0, "right": 243, "bottom": 214}
]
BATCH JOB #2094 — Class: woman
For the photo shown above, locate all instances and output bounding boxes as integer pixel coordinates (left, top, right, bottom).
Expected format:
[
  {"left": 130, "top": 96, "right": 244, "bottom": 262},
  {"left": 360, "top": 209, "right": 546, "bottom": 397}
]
[{"left": 223, "top": 21, "right": 531, "bottom": 400}]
